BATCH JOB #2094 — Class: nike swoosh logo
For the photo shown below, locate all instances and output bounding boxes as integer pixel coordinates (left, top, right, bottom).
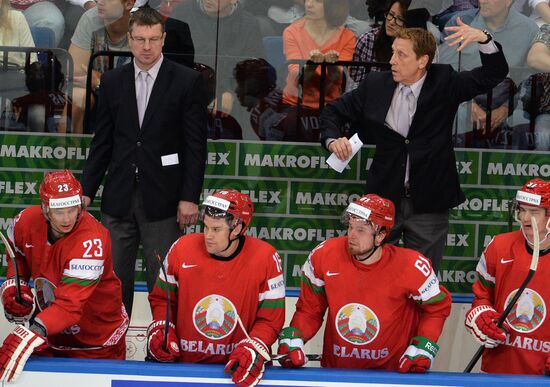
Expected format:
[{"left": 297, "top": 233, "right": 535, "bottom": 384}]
[
  {"left": 182, "top": 263, "right": 197, "bottom": 269},
  {"left": 25, "top": 243, "right": 33, "bottom": 248},
  {"left": 500, "top": 258, "right": 514, "bottom": 264},
  {"left": 326, "top": 271, "right": 340, "bottom": 277}
]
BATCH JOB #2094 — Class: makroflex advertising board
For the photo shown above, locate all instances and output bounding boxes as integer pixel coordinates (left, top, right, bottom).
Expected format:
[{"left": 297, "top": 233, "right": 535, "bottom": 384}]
[{"left": 1, "top": 133, "right": 549, "bottom": 295}]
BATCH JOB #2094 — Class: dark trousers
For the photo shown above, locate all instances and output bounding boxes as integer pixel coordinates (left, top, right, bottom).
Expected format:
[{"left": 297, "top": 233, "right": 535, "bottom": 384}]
[
  {"left": 101, "top": 186, "right": 183, "bottom": 318},
  {"left": 386, "top": 197, "right": 449, "bottom": 273}
]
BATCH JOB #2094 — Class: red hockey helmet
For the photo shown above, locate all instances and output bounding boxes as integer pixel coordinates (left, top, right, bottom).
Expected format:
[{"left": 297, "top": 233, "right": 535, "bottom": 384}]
[
  {"left": 39, "top": 170, "right": 82, "bottom": 211},
  {"left": 201, "top": 189, "right": 254, "bottom": 231},
  {"left": 342, "top": 194, "right": 395, "bottom": 232},
  {"left": 515, "top": 178, "right": 550, "bottom": 211}
]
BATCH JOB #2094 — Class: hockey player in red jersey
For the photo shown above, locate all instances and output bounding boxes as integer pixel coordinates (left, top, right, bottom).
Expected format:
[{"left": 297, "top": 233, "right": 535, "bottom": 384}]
[
  {"left": 277, "top": 194, "right": 451, "bottom": 372},
  {"left": 465, "top": 178, "right": 550, "bottom": 374},
  {"left": 147, "top": 189, "right": 285, "bottom": 386},
  {"left": 0, "top": 170, "right": 128, "bottom": 383}
]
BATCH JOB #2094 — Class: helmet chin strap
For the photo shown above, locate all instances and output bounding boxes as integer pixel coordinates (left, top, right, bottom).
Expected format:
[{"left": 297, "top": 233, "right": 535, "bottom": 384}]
[
  {"left": 217, "top": 221, "right": 244, "bottom": 255},
  {"left": 354, "top": 229, "right": 385, "bottom": 262},
  {"left": 521, "top": 217, "right": 550, "bottom": 248},
  {"left": 218, "top": 234, "right": 240, "bottom": 254},
  {"left": 355, "top": 244, "right": 379, "bottom": 262}
]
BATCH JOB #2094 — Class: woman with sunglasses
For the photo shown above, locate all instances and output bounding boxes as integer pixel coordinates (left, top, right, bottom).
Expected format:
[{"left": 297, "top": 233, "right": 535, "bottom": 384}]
[{"left": 349, "top": 0, "right": 409, "bottom": 87}]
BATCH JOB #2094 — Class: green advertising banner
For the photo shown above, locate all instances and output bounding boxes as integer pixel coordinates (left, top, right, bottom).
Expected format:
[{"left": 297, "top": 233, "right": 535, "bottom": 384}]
[
  {"left": 0, "top": 133, "right": 545, "bottom": 294},
  {"left": 202, "top": 178, "right": 288, "bottom": 214},
  {"left": 0, "top": 133, "right": 90, "bottom": 170},
  {"left": 444, "top": 223, "right": 476, "bottom": 258},
  {"left": 437, "top": 259, "right": 478, "bottom": 294},
  {"left": 204, "top": 141, "right": 238, "bottom": 176},
  {"left": 289, "top": 181, "right": 364, "bottom": 216},
  {"left": 480, "top": 150, "right": 550, "bottom": 186},
  {"left": 239, "top": 142, "right": 358, "bottom": 180}
]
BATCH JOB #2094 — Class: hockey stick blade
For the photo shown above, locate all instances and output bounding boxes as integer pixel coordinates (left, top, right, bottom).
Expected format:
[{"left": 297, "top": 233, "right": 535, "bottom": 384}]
[
  {"left": 154, "top": 250, "right": 171, "bottom": 353},
  {"left": 271, "top": 354, "right": 322, "bottom": 362},
  {"left": 0, "top": 230, "right": 24, "bottom": 304},
  {"left": 464, "top": 217, "right": 540, "bottom": 373}
]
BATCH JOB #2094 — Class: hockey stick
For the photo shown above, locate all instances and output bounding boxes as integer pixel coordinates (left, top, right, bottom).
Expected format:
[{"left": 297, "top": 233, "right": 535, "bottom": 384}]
[
  {"left": 270, "top": 353, "right": 322, "bottom": 362},
  {"left": 0, "top": 230, "right": 23, "bottom": 304},
  {"left": 154, "top": 250, "right": 170, "bottom": 353},
  {"left": 233, "top": 314, "right": 321, "bottom": 370},
  {"left": 464, "top": 216, "right": 540, "bottom": 373}
]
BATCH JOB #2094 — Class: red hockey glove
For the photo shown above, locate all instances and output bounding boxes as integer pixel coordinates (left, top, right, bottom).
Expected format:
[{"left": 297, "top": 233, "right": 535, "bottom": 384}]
[
  {"left": 277, "top": 327, "right": 307, "bottom": 368},
  {"left": 465, "top": 305, "right": 510, "bottom": 348},
  {"left": 0, "top": 325, "right": 46, "bottom": 382},
  {"left": 224, "top": 338, "right": 270, "bottom": 387},
  {"left": 398, "top": 336, "right": 439, "bottom": 373},
  {"left": 1, "top": 278, "right": 35, "bottom": 324},
  {"left": 147, "top": 320, "right": 180, "bottom": 362},
  {"left": 545, "top": 353, "right": 550, "bottom": 375}
]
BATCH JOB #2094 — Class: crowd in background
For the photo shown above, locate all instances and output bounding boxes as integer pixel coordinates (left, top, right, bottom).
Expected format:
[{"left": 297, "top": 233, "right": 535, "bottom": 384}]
[{"left": 0, "top": 0, "right": 549, "bottom": 150}]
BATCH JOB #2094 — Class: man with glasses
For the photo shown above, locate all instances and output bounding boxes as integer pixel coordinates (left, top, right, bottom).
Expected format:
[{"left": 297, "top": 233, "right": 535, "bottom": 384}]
[
  {"left": 81, "top": 5, "right": 208, "bottom": 319},
  {"left": 464, "top": 178, "right": 550, "bottom": 374}
]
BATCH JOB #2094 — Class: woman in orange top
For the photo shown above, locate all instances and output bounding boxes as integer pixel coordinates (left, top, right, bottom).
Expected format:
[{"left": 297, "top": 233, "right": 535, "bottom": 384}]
[{"left": 282, "top": 0, "right": 356, "bottom": 111}]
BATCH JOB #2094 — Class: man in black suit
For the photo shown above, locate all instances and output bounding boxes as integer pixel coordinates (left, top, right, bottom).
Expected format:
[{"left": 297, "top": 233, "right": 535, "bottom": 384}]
[
  {"left": 320, "top": 23, "right": 508, "bottom": 272},
  {"left": 81, "top": 6, "right": 208, "bottom": 317}
]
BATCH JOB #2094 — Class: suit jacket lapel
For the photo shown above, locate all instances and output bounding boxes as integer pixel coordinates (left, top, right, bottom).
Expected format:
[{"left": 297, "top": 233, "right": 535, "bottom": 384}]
[
  {"left": 376, "top": 75, "right": 397, "bottom": 124},
  {"left": 409, "top": 69, "right": 434, "bottom": 134},
  {"left": 122, "top": 64, "right": 140, "bottom": 130},
  {"left": 141, "top": 60, "right": 171, "bottom": 130}
]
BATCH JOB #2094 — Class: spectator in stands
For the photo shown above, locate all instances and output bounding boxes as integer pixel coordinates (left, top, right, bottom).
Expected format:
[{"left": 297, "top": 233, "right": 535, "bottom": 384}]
[
  {"left": 170, "top": 0, "right": 263, "bottom": 118},
  {"left": 368, "top": 0, "right": 452, "bottom": 26},
  {"left": 69, "top": 1, "right": 194, "bottom": 133},
  {"left": 266, "top": 0, "right": 370, "bottom": 38},
  {"left": 54, "top": 0, "right": 96, "bottom": 49},
  {"left": 234, "top": 57, "right": 295, "bottom": 141},
  {"left": 9, "top": 0, "right": 64, "bottom": 47},
  {"left": 524, "top": 24, "right": 550, "bottom": 150},
  {"left": 0, "top": 0, "right": 36, "bottom": 125},
  {"left": 1, "top": 58, "right": 71, "bottom": 132},
  {"left": 193, "top": 62, "right": 243, "bottom": 139},
  {"left": 0, "top": 0, "right": 35, "bottom": 68},
  {"left": 280, "top": 0, "right": 355, "bottom": 142},
  {"left": 439, "top": 1, "right": 539, "bottom": 148},
  {"left": 513, "top": 0, "right": 550, "bottom": 26},
  {"left": 69, "top": 0, "right": 135, "bottom": 132},
  {"left": 350, "top": 0, "right": 409, "bottom": 85},
  {"left": 433, "top": 0, "right": 479, "bottom": 31},
  {"left": 528, "top": 23, "right": 550, "bottom": 76},
  {"left": 234, "top": 57, "right": 355, "bottom": 142}
]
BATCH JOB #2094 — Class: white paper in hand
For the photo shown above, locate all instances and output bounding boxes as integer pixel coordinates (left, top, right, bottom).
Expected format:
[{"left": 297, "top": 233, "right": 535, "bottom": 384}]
[{"left": 326, "top": 133, "right": 363, "bottom": 173}]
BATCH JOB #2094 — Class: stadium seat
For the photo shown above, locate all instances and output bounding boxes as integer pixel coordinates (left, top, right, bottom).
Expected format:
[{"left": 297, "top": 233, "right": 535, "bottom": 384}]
[
  {"left": 30, "top": 27, "right": 56, "bottom": 49},
  {"left": 262, "top": 36, "right": 287, "bottom": 88}
]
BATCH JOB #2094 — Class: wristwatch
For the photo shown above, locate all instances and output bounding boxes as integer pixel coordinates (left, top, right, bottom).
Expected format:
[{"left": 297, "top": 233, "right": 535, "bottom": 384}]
[{"left": 480, "top": 29, "right": 493, "bottom": 44}]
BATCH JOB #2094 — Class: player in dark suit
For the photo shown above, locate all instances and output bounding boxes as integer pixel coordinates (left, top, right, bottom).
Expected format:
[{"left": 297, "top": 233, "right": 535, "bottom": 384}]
[
  {"left": 320, "top": 22, "right": 509, "bottom": 272},
  {"left": 81, "top": 5, "right": 208, "bottom": 316}
]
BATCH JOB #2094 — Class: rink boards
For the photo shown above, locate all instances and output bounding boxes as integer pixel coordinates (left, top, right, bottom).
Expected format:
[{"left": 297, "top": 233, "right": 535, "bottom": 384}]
[{"left": 4, "top": 358, "right": 550, "bottom": 387}]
